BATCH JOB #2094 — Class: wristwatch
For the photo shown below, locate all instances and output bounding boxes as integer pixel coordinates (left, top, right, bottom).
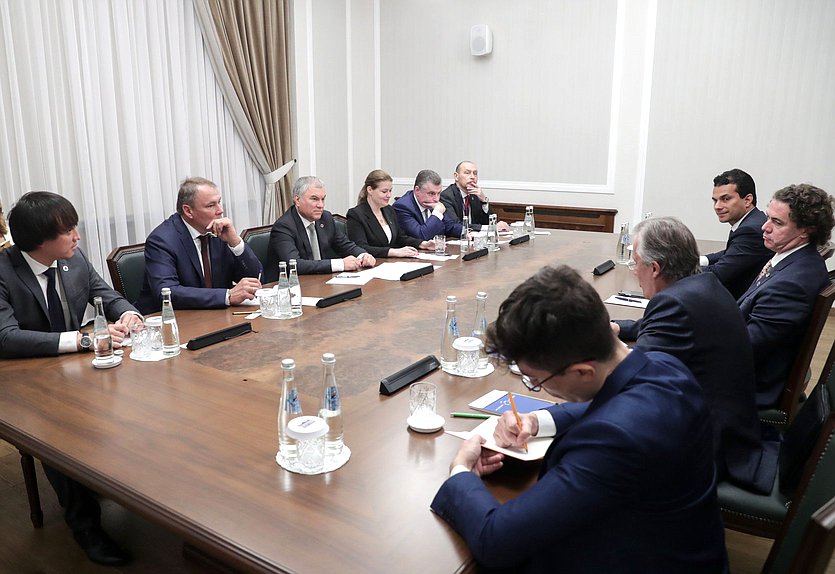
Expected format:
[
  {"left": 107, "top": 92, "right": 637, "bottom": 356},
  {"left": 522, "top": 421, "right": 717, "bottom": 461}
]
[{"left": 79, "top": 334, "right": 93, "bottom": 352}]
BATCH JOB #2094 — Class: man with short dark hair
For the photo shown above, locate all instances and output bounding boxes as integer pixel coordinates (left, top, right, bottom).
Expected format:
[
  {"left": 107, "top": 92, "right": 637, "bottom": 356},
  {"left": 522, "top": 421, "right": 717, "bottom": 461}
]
[
  {"left": 0, "top": 191, "right": 140, "bottom": 566},
  {"left": 394, "top": 169, "right": 464, "bottom": 240},
  {"left": 615, "top": 217, "right": 776, "bottom": 493},
  {"left": 431, "top": 265, "right": 728, "bottom": 573},
  {"left": 739, "top": 183, "right": 835, "bottom": 407},
  {"left": 266, "top": 176, "right": 375, "bottom": 279},
  {"left": 440, "top": 161, "right": 510, "bottom": 232},
  {"left": 136, "top": 177, "right": 263, "bottom": 314},
  {"left": 701, "top": 168, "right": 772, "bottom": 298}
]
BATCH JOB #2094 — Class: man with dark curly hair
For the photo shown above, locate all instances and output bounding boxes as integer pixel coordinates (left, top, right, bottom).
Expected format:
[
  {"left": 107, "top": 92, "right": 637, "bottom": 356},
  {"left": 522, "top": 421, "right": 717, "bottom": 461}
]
[{"left": 738, "top": 183, "right": 835, "bottom": 407}]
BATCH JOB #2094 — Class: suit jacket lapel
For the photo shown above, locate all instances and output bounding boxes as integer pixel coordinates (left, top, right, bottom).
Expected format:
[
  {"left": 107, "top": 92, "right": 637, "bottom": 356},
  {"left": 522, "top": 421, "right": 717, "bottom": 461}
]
[
  {"left": 364, "top": 203, "right": 390, "bottom": 246},
  {"left": 174, "top": 216, "right": 204, "bottom": 279},
  {"left": 56, "top": 257, "right": 82, "bottom": 330},
  {"left": 10, "top": 247, "right": 50, "bottom": 321},
  {"left": 292, "top": 207, "right": 314, "bottom": 258}
]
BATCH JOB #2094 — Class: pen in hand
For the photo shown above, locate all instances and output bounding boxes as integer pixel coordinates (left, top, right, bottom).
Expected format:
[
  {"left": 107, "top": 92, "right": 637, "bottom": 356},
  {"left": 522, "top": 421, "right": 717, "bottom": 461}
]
[{"left": 507, "top": 392, "right": 528, "bottom": 453}]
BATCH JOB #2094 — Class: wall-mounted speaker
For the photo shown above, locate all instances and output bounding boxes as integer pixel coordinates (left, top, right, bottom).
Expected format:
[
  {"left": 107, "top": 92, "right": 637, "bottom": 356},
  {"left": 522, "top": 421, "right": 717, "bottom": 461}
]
[{"left": 470, "top": 25, "right": 492, "bottom": 56}]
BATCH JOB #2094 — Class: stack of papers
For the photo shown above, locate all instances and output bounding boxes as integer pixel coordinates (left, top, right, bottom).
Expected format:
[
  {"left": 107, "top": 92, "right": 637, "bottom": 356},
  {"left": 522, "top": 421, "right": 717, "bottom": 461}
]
[{"left": 445, "top": 416, "right": 553, "bottom": 462}]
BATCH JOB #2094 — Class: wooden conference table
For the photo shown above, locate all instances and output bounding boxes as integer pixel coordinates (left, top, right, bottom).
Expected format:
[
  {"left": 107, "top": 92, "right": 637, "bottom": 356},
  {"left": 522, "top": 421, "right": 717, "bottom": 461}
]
[{"left": 0, "top": 230, "right": 693, "bottom": 573}]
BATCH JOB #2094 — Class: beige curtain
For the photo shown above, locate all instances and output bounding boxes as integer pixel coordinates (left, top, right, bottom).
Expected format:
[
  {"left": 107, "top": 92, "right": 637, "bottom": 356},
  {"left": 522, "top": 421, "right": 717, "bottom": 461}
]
[{"left": 193, "top": 0, "right": 295, "bottom": 224}]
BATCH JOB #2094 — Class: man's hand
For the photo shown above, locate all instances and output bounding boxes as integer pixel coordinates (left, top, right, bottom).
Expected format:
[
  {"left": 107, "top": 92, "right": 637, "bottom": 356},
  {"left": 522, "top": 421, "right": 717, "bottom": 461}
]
[
  {"left": 493, "top": 411, "right": 539, "bottom": 448},
  {"left": 610, "top": 321, "right": 621, "bottom": 336},
  {"left": 432, "top": 202, "right": 446, "bottom": 217},
  {"left": 450, "top": 435, "right": 505, "bottom": 477},
  {"left": 107, "top": 323, "right": 130, "bottom": 348},
  {"left": 206, "top": 217, "right": 242, "bottom": 247},
  {"left": 229, "top": 277, "right": 261, "bottom": 305},
  {"left": 116, "top": 313, "right": 143, "bottom": 331},
  {"left": 357, "top": 253, "right": 376, "bottom": 268},
  {"left": 466, "top": 186, "right": 487, "bottom": 203},
  {"left": 497, "top": 221, "right": 511, "bottom": 233}
]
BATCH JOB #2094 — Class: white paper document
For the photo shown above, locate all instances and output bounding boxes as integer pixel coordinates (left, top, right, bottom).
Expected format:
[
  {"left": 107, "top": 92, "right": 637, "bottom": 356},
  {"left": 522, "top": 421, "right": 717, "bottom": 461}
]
[
  {"left": 325, "top": 270, "right": 376, "bottom": 285},
  {"left": 371, "top": 262, "right": 434, "bottom": 280},
  {"left": 301, "top": 297, "right": 322, "bottom": 307},
  {"left": 415, "top": 253, "right": 459, "bottom": 262},
  {"left": 445, "top": 416, "right": 553, "bottom": 462},
  {"left": 603, "top": 294, "right": 649, "bottom": 309}
]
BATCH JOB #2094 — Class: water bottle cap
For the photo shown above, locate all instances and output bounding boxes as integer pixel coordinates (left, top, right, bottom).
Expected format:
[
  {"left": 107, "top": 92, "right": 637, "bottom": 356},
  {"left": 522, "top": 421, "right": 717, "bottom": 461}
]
[
  {"left": 144, "top": 316, "right": 162, "bottom": 327},
  {"left": 281, "top": 358, "right": 296, "bottom": 369},
  {"left": 476, "top": 291, "right": 487, "bottom": 299},
  {"left": 286, "top": 416, "right": 329, "bottom": 440},
  {"left": 453, "top": 337, "right": 482, "bottom": 352},
  {"left": 161, "top": 287, "right": 171, "bottom": 295},
  {"left": 446, "top": 295, "right": 457, "bottom": 303},
  {"left": 322, "top": 353, "right": 335, "bottom": 363}
]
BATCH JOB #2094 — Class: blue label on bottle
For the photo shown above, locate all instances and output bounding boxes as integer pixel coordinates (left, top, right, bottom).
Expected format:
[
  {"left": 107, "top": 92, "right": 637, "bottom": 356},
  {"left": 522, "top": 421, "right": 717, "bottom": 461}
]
[
  {"left": 449, "top": 317, "right": 459, "bottom": 336},
  {"left": 325, "top": 385, "right": 340, "bottom": 410},
  {"left": 286, "top": 388, "right": 302, "bottom": 414}
]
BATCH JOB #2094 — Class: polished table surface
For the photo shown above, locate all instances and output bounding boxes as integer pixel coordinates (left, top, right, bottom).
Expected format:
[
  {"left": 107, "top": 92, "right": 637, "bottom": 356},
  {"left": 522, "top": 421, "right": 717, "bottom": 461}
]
[{"left": 0, "top": 230, "right": 672, "bottom": 573}]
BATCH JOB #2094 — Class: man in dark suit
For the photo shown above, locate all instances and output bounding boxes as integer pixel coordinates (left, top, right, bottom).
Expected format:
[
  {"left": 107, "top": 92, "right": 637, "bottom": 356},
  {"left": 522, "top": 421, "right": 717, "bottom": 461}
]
[
  {"left": 614, "top": 217, "right": 776, "bottom": 493},
  {"left": 431, "top": 265, "right": 728, "bottom": 573},
  {"left": 266, "top": 176, "right": 375, "bottom": 279},
  {"left": 135, "top": 177, "right": 262, "bottom": 314},
  {"left": 701, "top": 169, "right": 772, "bottom": 298},
  {"left": 0, "top": 192, "right": 141, "bottom": 565},
  {"left": 393, "top": 169, "right": 464, "bottom": 240},
  {"left": 738, "top": 184, "right": 834, "bottom": 407},
  {"left": 439, "top": 161, "right": 510, "bottom": 232}
]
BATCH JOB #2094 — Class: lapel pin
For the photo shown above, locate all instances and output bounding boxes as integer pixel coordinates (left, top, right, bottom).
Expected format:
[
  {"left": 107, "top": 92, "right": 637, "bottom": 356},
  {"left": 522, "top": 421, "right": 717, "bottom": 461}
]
[{"left": 62, "top": 265, "right": 69, "bottom": 272}]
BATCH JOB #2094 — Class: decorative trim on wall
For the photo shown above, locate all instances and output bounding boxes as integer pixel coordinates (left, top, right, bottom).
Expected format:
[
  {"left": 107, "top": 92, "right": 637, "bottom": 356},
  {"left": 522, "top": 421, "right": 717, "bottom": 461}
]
[
  {"left": 632, "top": 0, "right": 658, "bottom": 222},
  {"left": 305, "top": 0, "right": 317, "bottom": 173},
  {"left": 392, "top": 178, "right": 612, "bottom": 195},
  {"left": 373, "top": 0, "right": 381, "bottom": 167},
  {"left": 345, "top": 0, "right": 354, "bottom": 194}
]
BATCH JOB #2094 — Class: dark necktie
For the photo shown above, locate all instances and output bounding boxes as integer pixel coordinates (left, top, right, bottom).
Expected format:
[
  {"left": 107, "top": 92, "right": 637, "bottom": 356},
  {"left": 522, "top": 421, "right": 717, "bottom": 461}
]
[
  {"left": 463, "top": 194, "right": 470, "bottom": 219},
  {"left": 43, "top": 267, "right": 66, "bottom": 332},
  {"left": 199, "top": 234, "right": 213, "bottom": 288},
  {"left": 755, "top": 261, "right": 773, "bottom": 286}
]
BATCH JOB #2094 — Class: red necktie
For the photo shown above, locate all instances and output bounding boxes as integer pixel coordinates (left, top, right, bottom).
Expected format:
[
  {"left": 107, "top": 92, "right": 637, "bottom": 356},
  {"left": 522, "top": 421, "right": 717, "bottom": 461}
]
[{"left": 199, "top": 235, "right": 213, "bottom": 288}]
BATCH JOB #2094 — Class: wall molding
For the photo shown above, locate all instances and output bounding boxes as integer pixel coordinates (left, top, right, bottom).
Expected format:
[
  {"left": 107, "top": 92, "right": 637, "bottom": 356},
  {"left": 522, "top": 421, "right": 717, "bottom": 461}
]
[{"left": 392, "top": 178, "right": 612, "bottom": 195}]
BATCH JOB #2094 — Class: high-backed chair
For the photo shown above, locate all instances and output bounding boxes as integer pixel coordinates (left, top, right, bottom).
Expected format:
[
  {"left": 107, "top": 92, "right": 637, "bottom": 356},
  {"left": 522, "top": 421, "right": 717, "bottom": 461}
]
[
  {"left": 241, "top": 225, "right": 271, "bottom": 271},
  {"left": 106, "top": 243, "right": 146, "bottom": 304},
  {"left": 768, "top": 495, "right": 835, "bottom": 574},
  {"left": 720, "top": 338, "right": 835, "bottom": 538},
  {"left": 333, "top": 213, "right": 348, "bottom": 237},
  {"left": 760, "top": 282, "right": 835, "bottom": 429}
]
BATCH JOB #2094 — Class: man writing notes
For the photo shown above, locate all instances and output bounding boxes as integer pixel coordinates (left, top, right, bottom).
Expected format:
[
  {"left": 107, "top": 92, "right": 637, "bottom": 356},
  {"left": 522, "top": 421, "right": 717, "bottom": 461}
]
[
  {"left": 440, "top": 161, "right": 510, "bottom": 232},
  {"left": 431, "top": 266, "right": 728, "bottom": 573},
  {"left": 0, "top": 192, "right": 142, "bottom": 565},
  {"left": 136, "top": 177, "right": 262, "bottom": 314},
  {"left": 266, "top": 176, "right": 375, "bottom": 280},
  {"left": 613, "top": 217, "right": 776, "bottom": 493},
  {"left": 394, "top": 169, "right": 464, "bottom": 240},
  {"left": 700, "top": 169, "right": 772, "bottom": 298},
  {"left": 739, "top": 184, "right": 834, "bottom": 408}
]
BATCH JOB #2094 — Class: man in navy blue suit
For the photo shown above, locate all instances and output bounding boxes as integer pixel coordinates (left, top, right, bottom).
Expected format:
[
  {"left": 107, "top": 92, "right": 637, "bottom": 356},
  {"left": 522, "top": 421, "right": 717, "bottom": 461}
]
[
  {"left": 440, "top": 161, "right": 510, "bottom": 232},
  {"left": 266, "top": 176, "right": 375, "bottom": 279},
  {"left": 136, "top": 177, "right": 263, "bottom": 314},
  {"left": 431, "top": 265, "right": 728, "bottom": 573},
  {"left": 394, "top": 169, "right": 464, "bottom": 240},
  {"left": 738, "top": 183, "right": 834, "bottom": 407},
  {"left": 701, "top": 169, "right": 773, "bottom": 299},
  {"left": 614, "top": 217, "right": 776, "bottom": 493}
]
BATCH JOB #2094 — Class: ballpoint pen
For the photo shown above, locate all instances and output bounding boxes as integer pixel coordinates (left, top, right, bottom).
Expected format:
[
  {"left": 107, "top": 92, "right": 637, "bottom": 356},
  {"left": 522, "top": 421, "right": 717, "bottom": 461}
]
[
  {"left": 615, "top": 296, "right": 643, "bottom": 304},
  {"left": 450, "top": 412, "right": 491, "bottom": 419},
  {"left": 507, "top": 392, "right": 528, "bottom": 453}
]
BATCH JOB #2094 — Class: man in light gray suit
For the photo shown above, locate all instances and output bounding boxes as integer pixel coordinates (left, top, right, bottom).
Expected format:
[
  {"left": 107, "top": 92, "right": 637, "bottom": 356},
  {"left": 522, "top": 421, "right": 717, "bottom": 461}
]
[{"left": 0, "top": 191, "right": 139, "bottom": 566}]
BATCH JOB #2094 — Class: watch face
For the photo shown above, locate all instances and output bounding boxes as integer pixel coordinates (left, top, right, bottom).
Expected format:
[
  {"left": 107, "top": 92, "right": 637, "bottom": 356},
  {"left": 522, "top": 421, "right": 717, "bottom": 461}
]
[{"left": 80, "top": 335, "right": 92, "bottom": 349}]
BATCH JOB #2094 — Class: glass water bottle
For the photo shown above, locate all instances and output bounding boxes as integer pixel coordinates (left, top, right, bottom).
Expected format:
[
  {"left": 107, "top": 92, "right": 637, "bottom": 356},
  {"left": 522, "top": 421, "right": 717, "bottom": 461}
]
[
  {"left": 289, "top": 259, "right": 303, "bottom": 318},
  {"left": 277, "top": 358, "right": 303, "bottom": 464},
  {"left": 471, "top": 292, "right": 489, "bottom": 370},
  {"left": 318, "top": 353, "right": 344, "bottom": 459},
  {"left": 440, "top": 295, "right": 460, "bottom": 370},
  {"left": 276, "top": 262, "right": 291, "bottom": 318},
  {"left": 92, "top": 296, "right": 114, "bottom": 363},
  {"left": 616, "top": 222, "right": 631, "bottom": 265},
  {"left": 160, "top": 287, "right": 180, "bottom": 356}
]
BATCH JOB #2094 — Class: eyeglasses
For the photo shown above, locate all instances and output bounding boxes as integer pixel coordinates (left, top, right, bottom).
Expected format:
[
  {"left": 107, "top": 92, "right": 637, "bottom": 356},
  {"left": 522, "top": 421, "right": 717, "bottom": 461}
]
[{"left": 519, "top": 358, "right": 593, "bottom": 392}]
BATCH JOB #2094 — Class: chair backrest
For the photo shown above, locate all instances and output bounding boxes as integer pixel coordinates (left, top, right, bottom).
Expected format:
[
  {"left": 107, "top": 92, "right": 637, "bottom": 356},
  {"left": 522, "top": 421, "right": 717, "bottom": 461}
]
[
  {"left": 240, "top": 225, "right": 271, "bottom": 271},
  {"left": 777, "top": 282, "right": 835, "bottom": 425},
  {"left": 333, "top": 213, "right": 348, "bottom": 237},
  {"left": 779, "top": 496, "right": 835, "bottom": 574},
  {"left": 764, "top": 410, "right": 835, "bottom": 572},
  {"left": 106, "top": 243, "right": 146, "bottom": 304}
]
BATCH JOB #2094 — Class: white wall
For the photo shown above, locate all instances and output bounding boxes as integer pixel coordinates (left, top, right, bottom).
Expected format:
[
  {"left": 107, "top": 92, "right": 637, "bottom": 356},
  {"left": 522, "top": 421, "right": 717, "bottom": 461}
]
[{"left": 292, "top": 0, "right": 835, "bottom": 242}]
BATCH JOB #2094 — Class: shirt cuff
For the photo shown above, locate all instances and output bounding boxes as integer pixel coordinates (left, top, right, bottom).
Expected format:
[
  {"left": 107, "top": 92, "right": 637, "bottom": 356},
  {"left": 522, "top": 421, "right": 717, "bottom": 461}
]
[
  {"left": 699, "top": 255, "right": 709, "bottom": 266},
  {"left": 59, "top": 331, "right": 79, "bottom": 354},
  {"left": 450, "top": 464, "right": 471, "bottom": 477},
  {"left": 331, "top": 259, "right": 345, "bottom": 273},
  {"left": 225, "top": 289, "right": 231, "bottom": 306},
  {"left": 535, "top": 409, "right": 557, "bottom": 437},
  {"left": 430, "top": 213, "right": 442, "bottom": 221},
  {"left": 229, "top": 239, "right": 246, "bottom": 256}
]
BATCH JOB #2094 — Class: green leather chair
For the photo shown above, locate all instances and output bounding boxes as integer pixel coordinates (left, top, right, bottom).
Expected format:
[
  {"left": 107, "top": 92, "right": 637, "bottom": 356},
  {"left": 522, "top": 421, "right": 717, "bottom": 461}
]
[
  {"left": 333, "top": 213, "right": 348, "bottom": 237},
  {"left": 760, "top": 282, "right": 835, "bottom": 429},
  {"left": 720, "top": 337, "right": 835, "bottom": 539},
  {"left": 106, "top": 243, "right": 146, "bottom": 304},
  {"left": 240, "top": 225, "right": 272, "bottom": 271},
  {"left": 768, "top": 495, "right": 835, "bottom": 573}
]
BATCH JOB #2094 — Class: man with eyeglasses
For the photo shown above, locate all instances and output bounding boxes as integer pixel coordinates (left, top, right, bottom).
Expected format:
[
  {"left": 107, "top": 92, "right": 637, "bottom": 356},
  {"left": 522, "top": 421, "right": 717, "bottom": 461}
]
[
  {"left": 393, "top": 169, "right": 465, "bottom": 240},
  {"left": 614, "top": 216, "right": 776, "bottom": 494},
  {"left": 431, "top": 265, "right": 728, "bottom": 573}
]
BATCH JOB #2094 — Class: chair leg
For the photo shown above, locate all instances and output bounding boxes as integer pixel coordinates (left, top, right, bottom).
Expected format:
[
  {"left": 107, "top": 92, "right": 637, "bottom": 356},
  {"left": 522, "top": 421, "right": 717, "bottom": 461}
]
[{"left": 19, "top": 451, "right": 43, "bottom": 528}]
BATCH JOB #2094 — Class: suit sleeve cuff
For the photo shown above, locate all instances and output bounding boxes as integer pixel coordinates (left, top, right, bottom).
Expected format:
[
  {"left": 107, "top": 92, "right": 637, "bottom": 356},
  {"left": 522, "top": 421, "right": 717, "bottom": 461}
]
[
  {"left": 229, "top": 239, "right": 246, "bottom": 257},
  {"left": 331, "top": 259, "right": 345, "bottom": 273},
  {"left": 535, "top": 409, "right": 557, "bottom": 437},
  {"left": 450, "top": 464, "right": 471, "bottom": 477}
]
